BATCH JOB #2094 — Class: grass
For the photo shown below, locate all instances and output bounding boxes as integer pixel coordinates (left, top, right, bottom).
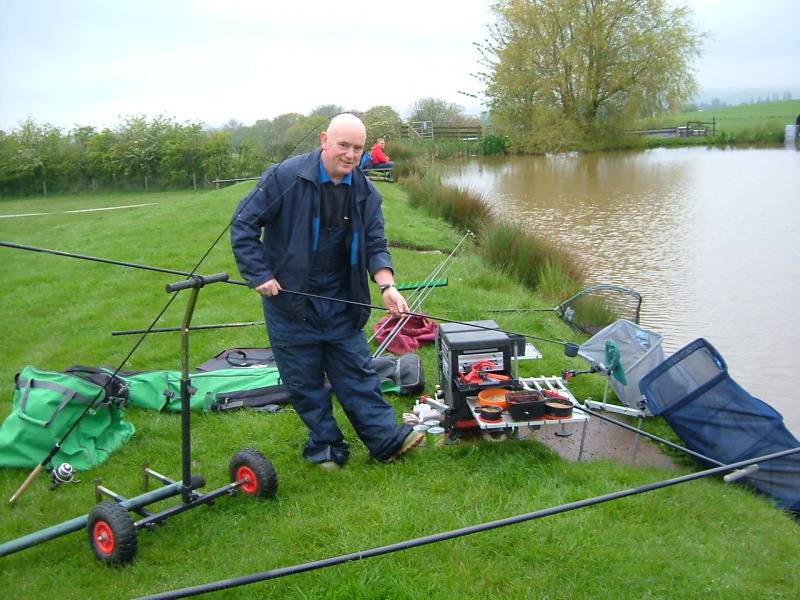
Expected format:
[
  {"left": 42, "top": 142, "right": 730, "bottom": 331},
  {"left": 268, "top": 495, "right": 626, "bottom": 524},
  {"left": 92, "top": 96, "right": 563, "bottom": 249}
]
[
  {"left": 637, "top": 99, "right": 800, "bottom": 142},
  {"left": 0, "top": 186, "right": 798, "bottom": 599},
  {"left": 401, "top": 176, "right": 495, "bottom": 235},
  {"left": 478, "top": 220, "right": 586, "bottom": 297}
]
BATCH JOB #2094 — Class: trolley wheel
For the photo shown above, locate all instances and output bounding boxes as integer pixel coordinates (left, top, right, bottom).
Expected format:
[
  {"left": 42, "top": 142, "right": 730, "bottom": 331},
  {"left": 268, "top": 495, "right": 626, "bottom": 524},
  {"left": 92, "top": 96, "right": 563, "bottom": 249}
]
[
  {"left": 87, "top": 501, "right": 138, "bottom": 565},
  {"left": 229, "top": 447, "right": 278, "bottom": 498}
]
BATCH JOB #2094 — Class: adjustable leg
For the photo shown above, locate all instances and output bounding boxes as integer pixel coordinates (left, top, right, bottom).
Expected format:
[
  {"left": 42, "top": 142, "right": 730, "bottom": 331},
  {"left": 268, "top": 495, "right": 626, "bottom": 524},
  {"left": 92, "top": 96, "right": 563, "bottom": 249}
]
[{"left": 555, "top": 421, "right": 572, "bottom": 437}]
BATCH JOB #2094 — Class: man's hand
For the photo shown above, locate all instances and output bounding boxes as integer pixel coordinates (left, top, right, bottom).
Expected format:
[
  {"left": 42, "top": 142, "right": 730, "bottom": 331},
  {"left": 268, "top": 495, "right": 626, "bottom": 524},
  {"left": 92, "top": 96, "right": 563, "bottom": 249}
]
[
  {"left": 382, "top": 286, "right": 408, "bottom": 318},
  {"left": 255, "top": 279, "right": 282, "bottom": 297}
]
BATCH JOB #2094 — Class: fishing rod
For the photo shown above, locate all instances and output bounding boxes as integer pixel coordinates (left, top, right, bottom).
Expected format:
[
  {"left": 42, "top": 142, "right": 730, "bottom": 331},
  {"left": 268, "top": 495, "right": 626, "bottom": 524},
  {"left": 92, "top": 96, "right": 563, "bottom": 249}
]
[
  {"left": 278, "top": 288, "right": 581, "bottom": 357},
  {"left": 488, "top": 285, "right": 642, "bottom": 313},
  {"left": 0, "top": 241, "right": 249, "bottom": 287},
  {"left": 4, "top": 239, "right": 577, "bottom": 356},
  {"left": 4, "top": 117, "right": 334, "bottom": 504},
  {"left": 112, "top": 321, "right": 264, "bottom": 336},
  {"left": 373, "top": 232, "right": 467, "bottom": 339},
  {"left": 133, "top": 446, "right": 800, "bottom": 600},
  {"left": 109, "top": 281, "right": 579, "bottom": 355},
  {"left": 572, "top": 403, "right": 723, "bottom": 466},
  {"left": 113, "top": 286, "right": 579, "bottom": 356}
]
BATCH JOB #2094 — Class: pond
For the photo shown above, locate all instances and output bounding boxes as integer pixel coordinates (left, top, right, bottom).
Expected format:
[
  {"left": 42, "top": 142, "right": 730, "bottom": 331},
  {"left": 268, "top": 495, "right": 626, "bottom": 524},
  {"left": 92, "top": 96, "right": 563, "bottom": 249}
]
[{"left": 442, "top": 145, "right": 800, "bottom": 436}]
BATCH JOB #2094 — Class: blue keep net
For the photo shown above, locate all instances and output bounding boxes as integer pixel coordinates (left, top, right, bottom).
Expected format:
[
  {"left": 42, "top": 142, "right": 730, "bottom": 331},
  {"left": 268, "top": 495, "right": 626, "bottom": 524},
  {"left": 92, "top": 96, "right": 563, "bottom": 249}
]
[{"left": 639, "top": 338, "right": 800, "bottom": 513}]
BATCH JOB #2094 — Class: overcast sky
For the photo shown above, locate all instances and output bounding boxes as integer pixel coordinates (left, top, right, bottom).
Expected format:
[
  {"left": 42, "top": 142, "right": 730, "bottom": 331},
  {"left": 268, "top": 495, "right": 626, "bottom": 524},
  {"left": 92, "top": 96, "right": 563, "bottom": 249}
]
[{"left": 1, "top": 0, "right": 798, "bottom": 132}]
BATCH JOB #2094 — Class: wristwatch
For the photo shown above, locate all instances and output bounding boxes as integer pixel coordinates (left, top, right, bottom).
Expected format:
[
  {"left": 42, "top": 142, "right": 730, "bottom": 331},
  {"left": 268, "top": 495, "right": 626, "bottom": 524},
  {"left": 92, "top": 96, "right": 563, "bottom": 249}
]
[{"left": 379, "top": 283, "right": 396, "bottom": 293}]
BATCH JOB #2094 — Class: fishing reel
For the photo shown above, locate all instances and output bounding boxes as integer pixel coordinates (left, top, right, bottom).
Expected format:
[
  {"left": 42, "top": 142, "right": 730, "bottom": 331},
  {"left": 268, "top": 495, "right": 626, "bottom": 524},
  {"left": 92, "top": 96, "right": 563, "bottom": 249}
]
[
  {"left": 48, "top": 463, "right": 81, "bottom": 491},
  {"left": 562, "top": 362, "right": 606, "bottom": 380}
]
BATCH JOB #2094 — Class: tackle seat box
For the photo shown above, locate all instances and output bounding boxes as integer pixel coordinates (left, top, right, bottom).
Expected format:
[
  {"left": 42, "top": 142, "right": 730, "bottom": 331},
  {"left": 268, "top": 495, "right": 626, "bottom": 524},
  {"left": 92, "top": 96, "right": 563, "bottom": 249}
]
[{"left": 436, "top": 320, "right": 519, "bottom": 425}]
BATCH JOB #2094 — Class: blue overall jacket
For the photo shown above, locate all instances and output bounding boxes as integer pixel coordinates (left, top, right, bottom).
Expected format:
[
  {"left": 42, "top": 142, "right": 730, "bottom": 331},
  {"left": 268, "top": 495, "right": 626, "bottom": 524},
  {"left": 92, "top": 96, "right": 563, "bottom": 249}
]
[{"left": 230, "top": 148, "right": 394, "bottom": 330}]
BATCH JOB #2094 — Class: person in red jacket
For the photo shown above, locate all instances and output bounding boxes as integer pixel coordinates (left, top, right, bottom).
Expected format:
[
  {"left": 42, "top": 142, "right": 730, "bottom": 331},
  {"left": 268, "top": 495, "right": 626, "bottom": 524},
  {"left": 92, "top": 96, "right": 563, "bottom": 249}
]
[{"left": 370, "top": 138, "right": 394, "bottom": 169}]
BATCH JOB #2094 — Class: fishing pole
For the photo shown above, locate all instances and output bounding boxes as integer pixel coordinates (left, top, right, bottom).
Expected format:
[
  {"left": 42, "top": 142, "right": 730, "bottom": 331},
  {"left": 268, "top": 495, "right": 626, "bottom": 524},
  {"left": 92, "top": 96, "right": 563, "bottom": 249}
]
[
  {"left": 373, "top": 232, "right": 466, "bottom": 338},
  {"left": 277, "top": 288, "right": 581, "bottom": 357},
  {"left": 112, "top": 321, "right": 265, "bottom": 336},
  {"left": 112, "top": 286, "right": 578, "bottom": 356},
  {"left": 110, "top": 283, "right": 579, "bottom": 355},
  {"left": 4, "top": 116, "right": 334, "bottom": 504},
  {"left": 572, "top": 403, "right": 723, "bottom": 466},
  {"left": 132, "top": 446, "right": 800, "bottom": 600},
  {"left": 4, "top": 238, "right": 577, "bottom": 356},
  {"left": 0, "top": 241, "right": 250, "bottom": 286}
]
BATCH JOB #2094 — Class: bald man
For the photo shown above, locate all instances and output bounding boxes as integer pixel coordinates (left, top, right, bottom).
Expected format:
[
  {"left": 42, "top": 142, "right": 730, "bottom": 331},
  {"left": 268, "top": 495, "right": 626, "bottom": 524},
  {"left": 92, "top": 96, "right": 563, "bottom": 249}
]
[{"left": 231, "top": 114, "right": 423, "bottom": 469}]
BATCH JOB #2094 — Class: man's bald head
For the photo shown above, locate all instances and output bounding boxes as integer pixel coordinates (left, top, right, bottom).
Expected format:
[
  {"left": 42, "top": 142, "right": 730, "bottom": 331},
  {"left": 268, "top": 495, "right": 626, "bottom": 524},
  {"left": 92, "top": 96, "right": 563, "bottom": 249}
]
[{"left": 320, "top": 113, "right": 367, "bottom": 183}]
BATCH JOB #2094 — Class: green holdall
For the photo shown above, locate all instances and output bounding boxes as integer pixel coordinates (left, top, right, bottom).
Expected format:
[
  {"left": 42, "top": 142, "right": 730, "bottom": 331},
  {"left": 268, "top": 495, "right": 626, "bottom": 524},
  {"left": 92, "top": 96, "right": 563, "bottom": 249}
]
[
  {"left": 116, "top": 366, "right": 287, "bottom": 412},
  {"left": 0, "top": 366, "right": 135, "bottom": 471}
]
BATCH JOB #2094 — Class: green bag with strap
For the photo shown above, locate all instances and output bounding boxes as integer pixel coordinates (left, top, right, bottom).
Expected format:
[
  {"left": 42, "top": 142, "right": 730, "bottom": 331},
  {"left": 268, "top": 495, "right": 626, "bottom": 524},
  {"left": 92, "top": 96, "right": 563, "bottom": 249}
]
[
  {"left": 0, "top": 366, "right": 135, "bottom": 471},
  {"left": 114, "top": 366, "right": 287, "bottom": 412}
]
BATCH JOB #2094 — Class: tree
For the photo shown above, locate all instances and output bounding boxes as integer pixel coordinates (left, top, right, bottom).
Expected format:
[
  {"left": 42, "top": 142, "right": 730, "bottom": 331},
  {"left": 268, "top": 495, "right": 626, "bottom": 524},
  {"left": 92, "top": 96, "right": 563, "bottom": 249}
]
[
  {"left": 284, "top": 114, "right": 330, "bottom": 156},
  {"left": 478, "top": 0, "right": 706, "bottom": 151},
  {"left": 0, "top": 118, "right": 74, "bottom": 195},
  {"left": 309, "top": 104, "right": 345, "bottom": 118},
  {"left": 406, "top": 98, "right": 471, "bottom": 126},
  {"left": 361, "top": 105, "right": 402, "bottom": 144},
  {"left": 200, "top": 129, "right": 235, "bottom": 182},
  {"left": 260, "top": 112, "right": 307, "bottom": 161},
  {"left": 85, "top": 127, "right": 119, "bottom": 186},
  {"left": 161, "top": 121, "right": 206, "bottom": 188},
  {"left": 113, "top": 115, "right": 169, "bottom": 186}
]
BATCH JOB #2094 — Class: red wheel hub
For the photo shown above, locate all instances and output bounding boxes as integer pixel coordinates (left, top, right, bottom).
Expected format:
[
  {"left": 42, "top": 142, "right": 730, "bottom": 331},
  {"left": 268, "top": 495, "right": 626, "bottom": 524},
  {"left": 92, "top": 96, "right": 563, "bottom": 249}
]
[
  {"left": 93, "top": 521, "right": 115, "bottom": 555},
  {"left": 236, "top": 466, "right": 257, "bottom": 494}
]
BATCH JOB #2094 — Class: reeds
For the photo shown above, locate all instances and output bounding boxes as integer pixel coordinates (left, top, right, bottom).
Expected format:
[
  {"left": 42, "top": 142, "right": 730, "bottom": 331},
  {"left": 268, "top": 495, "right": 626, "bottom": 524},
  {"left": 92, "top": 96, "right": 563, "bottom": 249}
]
[{"left": 399, "top": 173, "right": 586, "bottom": 304}]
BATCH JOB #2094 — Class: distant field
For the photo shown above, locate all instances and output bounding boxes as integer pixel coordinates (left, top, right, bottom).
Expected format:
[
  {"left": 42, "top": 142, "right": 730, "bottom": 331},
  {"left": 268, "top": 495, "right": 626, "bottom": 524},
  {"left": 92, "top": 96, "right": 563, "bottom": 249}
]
[{"left": 641, "top": 99, "right": 800, "bottom": 134}]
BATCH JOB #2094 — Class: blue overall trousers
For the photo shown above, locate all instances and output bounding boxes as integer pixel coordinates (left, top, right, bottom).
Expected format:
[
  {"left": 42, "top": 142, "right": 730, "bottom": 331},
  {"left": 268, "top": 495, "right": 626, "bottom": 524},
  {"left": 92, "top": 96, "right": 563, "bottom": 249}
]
[{"left": 263, "top": 225, "right": 409, "bottom": 465}]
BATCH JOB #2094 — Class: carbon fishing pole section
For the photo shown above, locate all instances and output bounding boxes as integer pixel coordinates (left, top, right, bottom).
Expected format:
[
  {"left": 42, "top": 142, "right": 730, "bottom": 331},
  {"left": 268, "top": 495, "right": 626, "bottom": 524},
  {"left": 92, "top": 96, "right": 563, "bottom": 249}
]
[
  {"left": 277, "top": 288, "right": 581, "bottom": 357},
  {"left": 131, "top": 446, "right": 800, "bottom": 600},
  {"left": 1, "top": 239, "right": 580, "bottom": 359},
  {"left": 0, "top": 240, "right": 243, "bottom": 285}
]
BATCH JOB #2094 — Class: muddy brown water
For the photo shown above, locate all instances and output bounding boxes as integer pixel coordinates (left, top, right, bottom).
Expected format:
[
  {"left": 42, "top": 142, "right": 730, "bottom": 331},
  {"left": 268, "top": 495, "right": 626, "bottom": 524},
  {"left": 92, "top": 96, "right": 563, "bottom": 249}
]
[{"left": 443, "top": 145, "right": 800, "bottom": 438}]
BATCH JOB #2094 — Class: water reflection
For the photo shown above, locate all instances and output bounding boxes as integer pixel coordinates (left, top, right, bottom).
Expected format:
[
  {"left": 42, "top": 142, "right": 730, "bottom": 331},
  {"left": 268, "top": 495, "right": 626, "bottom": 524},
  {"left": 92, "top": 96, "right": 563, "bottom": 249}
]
[{"left": 444, "top": 147, "right": 800, "bottom": 435}]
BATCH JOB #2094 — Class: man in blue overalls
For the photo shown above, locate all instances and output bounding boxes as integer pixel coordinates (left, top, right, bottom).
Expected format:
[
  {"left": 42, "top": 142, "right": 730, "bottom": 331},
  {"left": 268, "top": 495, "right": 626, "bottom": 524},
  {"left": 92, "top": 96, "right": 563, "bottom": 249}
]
[{"left": 230, "top": 113, "right": 424, "bottom": 470}]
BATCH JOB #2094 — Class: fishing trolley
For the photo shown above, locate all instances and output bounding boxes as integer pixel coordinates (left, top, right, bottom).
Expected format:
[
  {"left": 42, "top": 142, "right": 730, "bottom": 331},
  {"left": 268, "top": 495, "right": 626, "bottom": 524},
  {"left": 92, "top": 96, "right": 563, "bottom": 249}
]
[{"left": 0, "top": 272, "right": 279, "bottom": 565}]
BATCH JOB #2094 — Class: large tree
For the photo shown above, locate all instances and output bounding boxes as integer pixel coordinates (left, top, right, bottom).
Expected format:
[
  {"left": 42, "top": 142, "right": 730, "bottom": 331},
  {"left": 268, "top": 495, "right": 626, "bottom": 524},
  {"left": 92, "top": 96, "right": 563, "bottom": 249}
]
[
  {"left": 405, "top": 97, "right": 472, "bottom": 126},
  {"left": 479, "top": 0, "right": 705, "bottom": 151},
  {"left": 362, "top": 105, "right": 402, "bottom": 144}
]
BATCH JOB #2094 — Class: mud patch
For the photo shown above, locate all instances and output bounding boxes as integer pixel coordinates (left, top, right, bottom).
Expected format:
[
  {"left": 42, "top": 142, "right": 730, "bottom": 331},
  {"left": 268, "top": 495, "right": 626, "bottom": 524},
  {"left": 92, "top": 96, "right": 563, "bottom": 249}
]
[{"left": 519, "top": 416, "right": 679, "bottom": 469}]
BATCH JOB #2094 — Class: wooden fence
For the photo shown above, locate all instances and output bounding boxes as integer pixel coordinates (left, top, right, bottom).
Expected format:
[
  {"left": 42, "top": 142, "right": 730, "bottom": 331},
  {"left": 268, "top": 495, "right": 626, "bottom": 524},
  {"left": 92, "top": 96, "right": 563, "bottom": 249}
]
[
  {"left": 398, "top": 124, "right": 483, "bottom": 140},
  {"left": 628, "top": 118, "right": 716, "bottom": 138}
]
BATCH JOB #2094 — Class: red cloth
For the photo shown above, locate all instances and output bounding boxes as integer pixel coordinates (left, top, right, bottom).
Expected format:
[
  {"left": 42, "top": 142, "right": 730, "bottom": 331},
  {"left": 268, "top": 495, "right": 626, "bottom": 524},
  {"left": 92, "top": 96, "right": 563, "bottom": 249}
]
[
  {"left": 373, "top": 315, "right": 438, "bottom": 355},
  {"left": 370, "top": 143, "right": 391, "bottom": 165}
]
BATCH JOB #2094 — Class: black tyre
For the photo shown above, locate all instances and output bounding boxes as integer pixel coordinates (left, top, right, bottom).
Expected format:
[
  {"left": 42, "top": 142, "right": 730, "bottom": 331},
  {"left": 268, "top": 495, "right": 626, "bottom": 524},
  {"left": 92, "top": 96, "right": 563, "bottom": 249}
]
[
  {"left": 87, "top": 501, "right": 138, "bottom": 565},
  {"left": 229, "top": 447, "right": 278, "bottom": 498}
]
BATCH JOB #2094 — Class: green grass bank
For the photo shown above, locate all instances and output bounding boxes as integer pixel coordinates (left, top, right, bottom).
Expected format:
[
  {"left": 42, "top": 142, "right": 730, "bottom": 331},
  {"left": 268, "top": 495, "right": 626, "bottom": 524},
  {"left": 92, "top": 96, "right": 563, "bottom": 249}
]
[
  {"left": 0, "top": 185, "right": 797, "bottom": 600},
  {"left": 637, "top": 99, "right": 800, "bottom": 144}
]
